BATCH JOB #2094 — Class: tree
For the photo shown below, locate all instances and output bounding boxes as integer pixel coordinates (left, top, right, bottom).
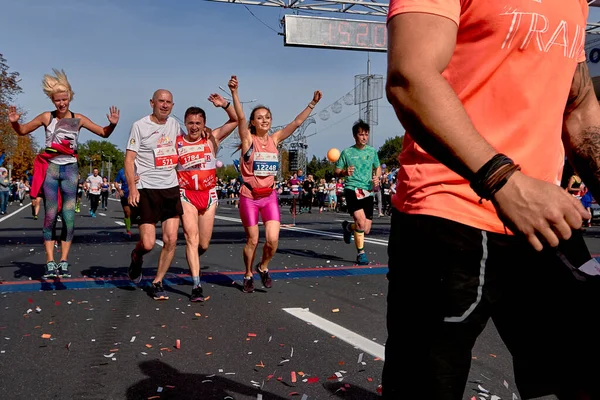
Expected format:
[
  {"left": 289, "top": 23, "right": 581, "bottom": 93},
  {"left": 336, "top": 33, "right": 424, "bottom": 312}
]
[
  {"left": 77, "top": 140, "right": 124, "bottom": 179},
  {"left": 378, "top": 135, "right": 404, "bottom": 168},
  {"left": 217, "top": 164, "right": 239, "bottom": 182},
  {"left": 306, "top": 155, "right": 335, "bottom": 181},
  {"left": 0, "top": 53, "right": 33, "bottom": 174},
  {"left": 10, "top": 135, "right": 38, "bottom": 177}
]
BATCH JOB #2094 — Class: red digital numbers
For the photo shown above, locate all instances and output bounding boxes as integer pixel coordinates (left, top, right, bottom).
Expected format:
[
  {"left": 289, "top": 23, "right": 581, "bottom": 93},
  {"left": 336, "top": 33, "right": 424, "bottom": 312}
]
[{"left": 327, "top": 20, "right": 386, "bottom": 50}]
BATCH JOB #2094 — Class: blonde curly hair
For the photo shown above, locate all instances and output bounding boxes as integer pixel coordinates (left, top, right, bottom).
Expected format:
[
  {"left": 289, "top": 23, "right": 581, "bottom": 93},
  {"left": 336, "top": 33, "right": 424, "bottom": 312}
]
[{"left": 42, "top": 69, "right": 74, "bottom": 101}]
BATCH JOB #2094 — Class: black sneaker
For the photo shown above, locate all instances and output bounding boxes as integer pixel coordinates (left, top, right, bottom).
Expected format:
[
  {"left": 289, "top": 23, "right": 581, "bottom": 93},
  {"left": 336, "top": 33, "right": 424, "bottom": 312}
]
[
  {"left": 243, "top": 277, "right": 255, "bottom": 293},
  {"left": 342, "top": 221, "right": 352, "bottom": 244},
  {"left": 128, "top": 250, "right": 143, "bottom": 284},
  {"left": 255, "top": 263, "right": 272, "bottom": 289},
  {"left": 57, "top": 261, "right": 71, "bottom": 278},
  {"left": 43, "top": 261, "right": 58, "bottom": 279},
  {"left": 151, "top": 281, "right": 169, "bottom": 300},
  {"left": 190, "top": 286, "right": 205, "bottom": 302}
]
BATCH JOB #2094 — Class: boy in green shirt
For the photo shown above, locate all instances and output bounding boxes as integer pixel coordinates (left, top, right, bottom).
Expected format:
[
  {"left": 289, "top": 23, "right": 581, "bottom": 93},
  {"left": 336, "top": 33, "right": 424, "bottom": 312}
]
[{"left": 335, "top": 120, "right": 381, "bottom": 265}]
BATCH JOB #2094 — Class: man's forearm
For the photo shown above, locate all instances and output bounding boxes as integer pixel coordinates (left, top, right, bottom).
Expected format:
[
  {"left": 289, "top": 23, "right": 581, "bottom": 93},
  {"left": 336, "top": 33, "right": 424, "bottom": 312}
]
[
  {"left": 124, "top": 159, "right": 136, "bottom": 191},
  {"left": 386, "top": 72, "right": 497, "bottom": 179},
  {"left": 562, "top": 62, "right": 600, "bottom": 201}
]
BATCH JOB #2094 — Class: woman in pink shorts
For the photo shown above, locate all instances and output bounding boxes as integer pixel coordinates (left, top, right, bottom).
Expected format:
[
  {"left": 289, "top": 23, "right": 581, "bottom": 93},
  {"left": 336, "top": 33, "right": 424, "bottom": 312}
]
[{"left": 229, "top": 75, "right": 322, "bottom": 293}]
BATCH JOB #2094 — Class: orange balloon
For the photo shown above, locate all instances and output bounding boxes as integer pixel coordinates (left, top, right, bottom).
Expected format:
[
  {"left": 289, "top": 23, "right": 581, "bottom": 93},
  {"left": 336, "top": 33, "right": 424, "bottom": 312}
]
[{"left": 327, "top": 148, "right": 340, "bottom": 162}]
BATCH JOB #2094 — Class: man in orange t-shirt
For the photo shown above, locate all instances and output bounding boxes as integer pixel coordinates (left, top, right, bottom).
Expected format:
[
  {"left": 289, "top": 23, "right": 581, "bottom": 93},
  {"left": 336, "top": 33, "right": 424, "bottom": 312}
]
[{"left": 385, "top": 0, "right": 600, "bottom": 399}]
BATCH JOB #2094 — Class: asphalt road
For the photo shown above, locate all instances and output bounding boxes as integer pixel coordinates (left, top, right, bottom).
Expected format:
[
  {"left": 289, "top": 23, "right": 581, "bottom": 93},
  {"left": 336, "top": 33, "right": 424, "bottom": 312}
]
[{"left": 2, "top": 197, "right": 599, "bottom": 399}]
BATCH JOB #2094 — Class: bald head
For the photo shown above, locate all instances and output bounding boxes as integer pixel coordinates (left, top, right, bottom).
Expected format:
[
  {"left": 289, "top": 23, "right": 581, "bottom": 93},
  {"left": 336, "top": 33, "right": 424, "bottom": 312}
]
[
  {"left": 152, "top": 89, "right": 173, "bottom": 101},
  {"left": 150, "top": 89, "right": 174, "bottom": 123}
]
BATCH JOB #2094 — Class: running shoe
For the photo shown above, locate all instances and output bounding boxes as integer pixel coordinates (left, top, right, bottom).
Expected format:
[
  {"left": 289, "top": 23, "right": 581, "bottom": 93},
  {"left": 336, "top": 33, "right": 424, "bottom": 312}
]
[
  {"left": 190, "top": 286, "right": 205, "bottom": 302},
  {"left": 341, "top": 221, "right": 352, "bottom": 244},
  {"left": 356, "top": 252, "right": 369, "bottom": 266},
  {"left": 243, "top": 277, "right": 255, "bottom": 293},
  {"left": 255, "top": 263, "right": 272, "bottom": 288},
  {"left": 125, "top": 231, "right": 132, "bottom": 240},
  {"left": 151, "top": 281, "right": 169, "bottom": 300},
  {"left": 128, "top": 250, "right": 143, "bottom": 284},
  {"left": 43, "top": 261, "right": 58, "bottom": 279},
  {"left": 57, "top": 261, "right": 71, "bottom": 278},
  {"left": 33, "top": 215, "right": 38, "bottom": 220}
]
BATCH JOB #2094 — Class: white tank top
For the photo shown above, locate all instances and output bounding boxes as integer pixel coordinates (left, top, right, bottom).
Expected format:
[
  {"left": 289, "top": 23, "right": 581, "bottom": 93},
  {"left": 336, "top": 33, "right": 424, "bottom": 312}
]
[{"left": 45, "top": 114, "right": 80, "bottom": 165}]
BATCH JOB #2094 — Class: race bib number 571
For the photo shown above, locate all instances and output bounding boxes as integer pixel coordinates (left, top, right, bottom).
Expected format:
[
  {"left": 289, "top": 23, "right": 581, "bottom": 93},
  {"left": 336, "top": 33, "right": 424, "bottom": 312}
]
[{"left": 154, "top": 146, "right": 178, "bottom": 169}]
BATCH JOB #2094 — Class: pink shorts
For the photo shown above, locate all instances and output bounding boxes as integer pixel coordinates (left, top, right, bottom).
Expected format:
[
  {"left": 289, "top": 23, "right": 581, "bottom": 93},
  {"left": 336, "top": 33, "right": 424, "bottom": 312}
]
[{"left": 239, "top": 191, "right": 280, "bottom": 227}]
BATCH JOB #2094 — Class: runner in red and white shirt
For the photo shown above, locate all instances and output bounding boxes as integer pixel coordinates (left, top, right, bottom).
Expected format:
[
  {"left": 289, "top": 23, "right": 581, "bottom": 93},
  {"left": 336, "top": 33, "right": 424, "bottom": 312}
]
[{"left": 177, "top": 86, "right": 238, "bottom": 302}]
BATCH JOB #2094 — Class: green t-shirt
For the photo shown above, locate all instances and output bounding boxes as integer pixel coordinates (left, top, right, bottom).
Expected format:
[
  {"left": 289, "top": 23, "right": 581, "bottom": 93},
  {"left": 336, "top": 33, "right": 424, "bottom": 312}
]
[{"left": 335, "top": 145, "right": 380, "bottom": 191}]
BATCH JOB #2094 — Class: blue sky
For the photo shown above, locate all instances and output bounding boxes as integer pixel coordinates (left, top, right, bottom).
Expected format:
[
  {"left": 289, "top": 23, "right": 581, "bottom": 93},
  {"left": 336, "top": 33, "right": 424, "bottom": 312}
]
[{"left": 3, "top": 1, "right": 600, "bottom": 167}]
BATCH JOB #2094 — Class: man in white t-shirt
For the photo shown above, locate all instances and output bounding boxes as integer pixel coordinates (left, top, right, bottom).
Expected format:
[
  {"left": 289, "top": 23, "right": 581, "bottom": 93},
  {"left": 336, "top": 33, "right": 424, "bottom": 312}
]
[
  {"left": 85, "top": 168, "right": 103, "bottom": 217},
  {"left": 125, "top": 89, "right": 184, "bottom": 300}
]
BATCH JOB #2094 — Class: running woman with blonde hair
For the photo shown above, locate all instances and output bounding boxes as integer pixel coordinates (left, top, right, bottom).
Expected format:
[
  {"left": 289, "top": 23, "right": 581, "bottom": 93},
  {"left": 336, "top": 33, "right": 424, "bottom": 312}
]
[
  {"left": 9, "top": 69, "right": 119, "bottom": 278},
  {"left": 229, "top": 75, "right": 322, "bottom": 293}
]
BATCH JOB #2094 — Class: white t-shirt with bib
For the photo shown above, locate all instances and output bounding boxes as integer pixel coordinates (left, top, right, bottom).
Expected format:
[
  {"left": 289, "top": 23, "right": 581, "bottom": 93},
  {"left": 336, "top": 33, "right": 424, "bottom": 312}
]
[{"left": 126, "top": 115, "right": 181, "bottom": 190}]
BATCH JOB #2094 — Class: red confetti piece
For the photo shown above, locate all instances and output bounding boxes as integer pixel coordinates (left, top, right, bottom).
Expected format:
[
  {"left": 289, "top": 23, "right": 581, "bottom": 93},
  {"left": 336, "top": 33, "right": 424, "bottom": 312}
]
[
  {"left": 145, "top": 344, "right": 153, "bottom": 348},
  {"left": 288, "top": 392, "right": 300, "bottom": 396},
  {"left": 291, "top": 371, "right": 297, "bottom": 383},
  {"left": 41, "top": 334, "right": 51, "bottom": 339},
  {"left": 175, "top": 339, "right": 180, "bottom": 349},
  {"left": 255, "top": 361, "right": 265, "bottom": 368},
  {"left": 307, "top": 377, "right": 319, "bottom": 383},
  {"left": 376, "top": 385, "right": 382, "bottom": 394},
  {"left": 247, "top": 333, "right": 257, "bottom": 337},
  {"left": 28, "top": 298, "right": 33, "bottom": 303},
  {"left": 55, "top": 301, "right": 60, "bottom": 306},
  {"left": 367, "top": 377, "right": 373, "bottom": 382}
]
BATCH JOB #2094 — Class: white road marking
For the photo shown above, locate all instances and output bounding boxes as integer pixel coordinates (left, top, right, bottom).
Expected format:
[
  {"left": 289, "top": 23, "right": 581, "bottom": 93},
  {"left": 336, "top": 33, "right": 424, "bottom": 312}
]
[
  {"left": 283, "top": 307, "right": 385, "bottom": 360},
  {"left": 214, "top": 215, "right": 388, "bottom": 246},
  {"left": 0, "top": 202, "right": 33, "bottom": 223}
]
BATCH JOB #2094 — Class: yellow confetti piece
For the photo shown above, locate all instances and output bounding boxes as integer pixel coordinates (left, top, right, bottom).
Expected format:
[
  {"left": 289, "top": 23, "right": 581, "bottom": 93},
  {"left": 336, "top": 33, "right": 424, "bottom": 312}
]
[
  {"left": 205, "top": 352, "right": 212, "bottom": 355},
  {"left": 41, "top": 334, "right": 51, "bottom": 339},
  {"left": 145, "top": 344, "right": 153, "bottom": 348},
  {"left": 256, "top": 361, "right": 265, "bottom": 368},
  {"left": 332, "top": 308, "right": 340, "bottom": 313},
  {"left": 195, "top": 313, "right": 201, "bottom": 317},
  {"left": 490, "top": 354, "right": 497, "bottom": 358},
  {"left": 208, "top": 337, "right": 212, "bottom": 340}
]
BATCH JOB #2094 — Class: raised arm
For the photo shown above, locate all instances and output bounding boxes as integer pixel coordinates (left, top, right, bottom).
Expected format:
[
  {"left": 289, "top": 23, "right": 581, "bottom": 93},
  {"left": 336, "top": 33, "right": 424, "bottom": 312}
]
[
  {"left": 272, "top": 91, "right": 322, "bottom": 146},
  {"left": 229, "top": 75, "right": 253, "bottom": 153},
  {"left": 207, "top": 92, "right": 238, "bottom": 146},
  {"left": 77, "top": 106, "right": 120, "bottom": 138},
  {"left": 8, "top": 106, "right": 48, "bottom": 136},
  {"left": 562, "top": 61, "right": 600, "bottom": 202}
]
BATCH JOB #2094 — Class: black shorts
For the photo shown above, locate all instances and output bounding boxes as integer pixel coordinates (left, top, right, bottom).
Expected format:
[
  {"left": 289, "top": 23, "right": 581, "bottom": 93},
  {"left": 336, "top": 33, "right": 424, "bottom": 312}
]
[
  {"left": 344, "top": 188, "right": 373, "bottom": 220},
  {"left": 383, "top": 211, "right": 600, "bottom": 399},
  {"left": 120, "top": 196, "right": 129, "bottom": 208},
  {"left": 137, "top": 187, "right": 183, "bottom": 225}
]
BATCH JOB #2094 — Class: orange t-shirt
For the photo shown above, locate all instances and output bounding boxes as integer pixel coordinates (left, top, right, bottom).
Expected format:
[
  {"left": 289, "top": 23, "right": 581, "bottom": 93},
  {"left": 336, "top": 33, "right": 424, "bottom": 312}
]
[{"left": 387, "top": 0, "right": 589, "bottom": 234}]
